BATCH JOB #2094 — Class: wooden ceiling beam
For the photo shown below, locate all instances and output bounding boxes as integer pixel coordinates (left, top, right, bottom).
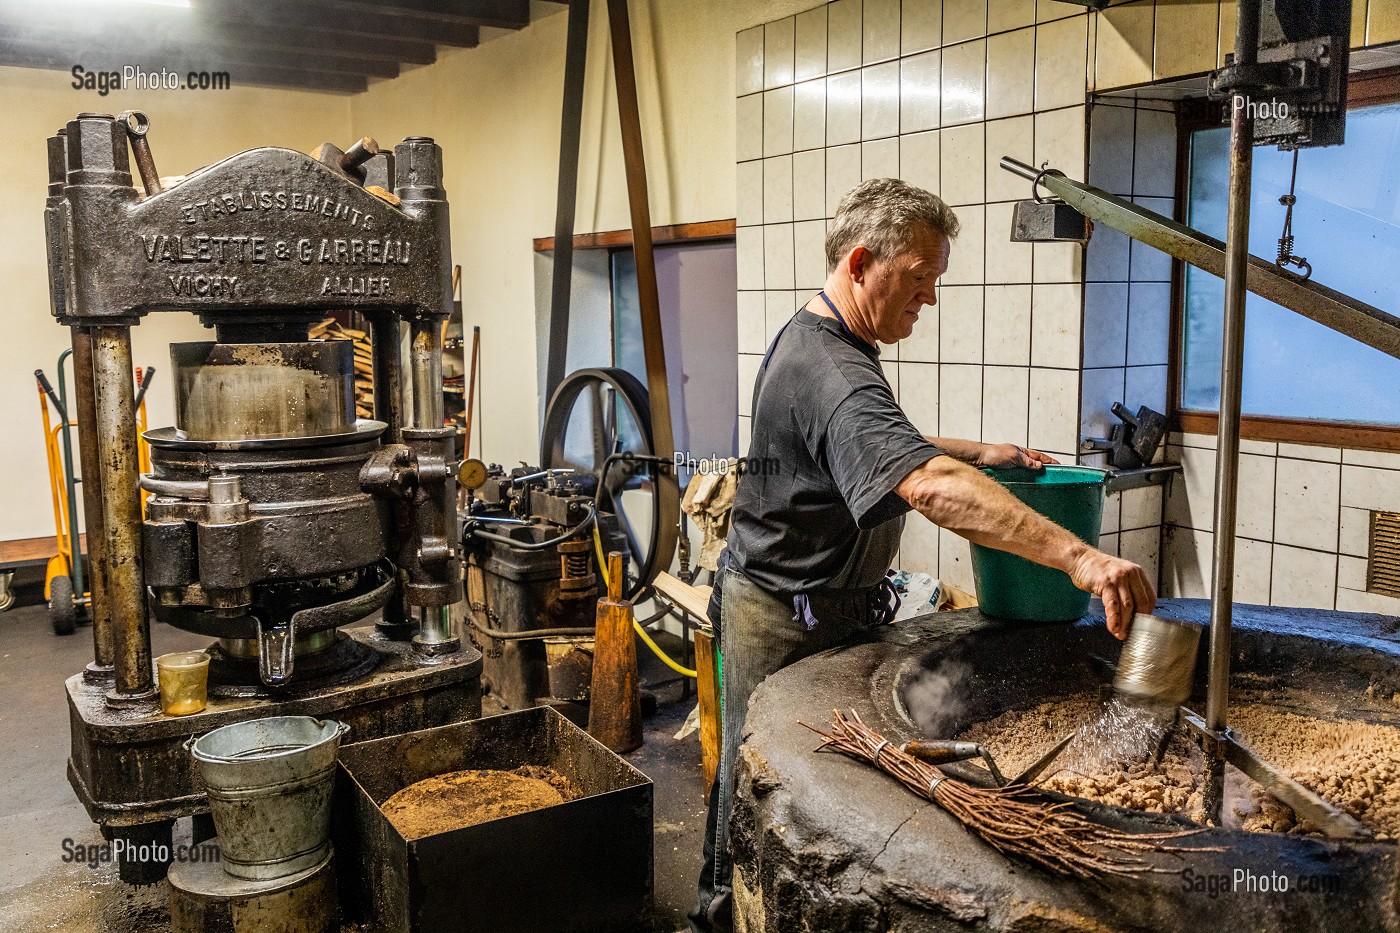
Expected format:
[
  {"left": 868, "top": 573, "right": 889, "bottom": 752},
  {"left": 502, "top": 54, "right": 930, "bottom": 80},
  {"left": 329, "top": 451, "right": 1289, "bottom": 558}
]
[
  {"left": 0, "top": 41, "right": 372, "bottom": 93},
  {"left": 3, "top": 32, "right": 402, "bottom": 78},
  {"left": 191, "top": 0, "right": 481, "bottom": 48},
  {"left": 0, "top": 11, "right": 437, "bottom": 64},
  {"left": 304, "top": 0, "right": 531, "bottom": 29}
]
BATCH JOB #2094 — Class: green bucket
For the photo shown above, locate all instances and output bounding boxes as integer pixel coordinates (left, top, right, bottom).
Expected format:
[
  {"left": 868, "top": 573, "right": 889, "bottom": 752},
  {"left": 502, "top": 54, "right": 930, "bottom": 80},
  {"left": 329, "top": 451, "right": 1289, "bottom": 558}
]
[{"left": 969, "top": 465, "right": 1107, "bottom": 622}]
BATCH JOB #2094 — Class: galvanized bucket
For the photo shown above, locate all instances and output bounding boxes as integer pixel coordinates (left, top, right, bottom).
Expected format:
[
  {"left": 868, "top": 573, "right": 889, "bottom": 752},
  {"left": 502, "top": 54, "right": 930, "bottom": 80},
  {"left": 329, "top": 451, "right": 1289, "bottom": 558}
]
[
  {"left": 543, "top": 636, "right": 594, "bottom": 702},
  {"left": 1114, "top": 614, "right": 1204, "bottom": 706},
  {"left": 190, "top": 716, "right": 349, "bottom": 881}
]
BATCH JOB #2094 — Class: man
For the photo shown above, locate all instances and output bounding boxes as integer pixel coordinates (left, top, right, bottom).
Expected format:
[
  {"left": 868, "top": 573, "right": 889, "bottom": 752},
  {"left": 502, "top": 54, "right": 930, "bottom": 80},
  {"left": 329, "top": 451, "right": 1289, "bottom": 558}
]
[{"left": 689, "top": 178, "right": 1155, "bottom": 933}]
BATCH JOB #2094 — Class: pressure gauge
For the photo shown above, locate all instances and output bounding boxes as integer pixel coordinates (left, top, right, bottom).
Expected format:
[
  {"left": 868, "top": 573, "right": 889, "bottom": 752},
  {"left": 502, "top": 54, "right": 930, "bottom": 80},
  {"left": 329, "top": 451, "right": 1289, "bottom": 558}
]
[{"left": 458, "top": 458, "right": 488, "bottom": 491}]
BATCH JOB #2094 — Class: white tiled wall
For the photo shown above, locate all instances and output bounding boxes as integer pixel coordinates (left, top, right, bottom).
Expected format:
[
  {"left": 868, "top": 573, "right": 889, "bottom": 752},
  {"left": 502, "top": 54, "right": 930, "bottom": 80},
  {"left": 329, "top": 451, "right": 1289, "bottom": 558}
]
[
  {"left": 736, "top": 0, "right": 1400, "bottom": 612},
  {"left": 737, "top": 0, "right": 1098, "bottom": 589},
  {"left": 1081, "top": 98, "right": 1176, "bottom": 446},
  {"left": 1080, "top": 96, "right": 1177, "bottom": 569},
  {"left": 1162, "top": 434, "right": 1400, "bottom": 616}
]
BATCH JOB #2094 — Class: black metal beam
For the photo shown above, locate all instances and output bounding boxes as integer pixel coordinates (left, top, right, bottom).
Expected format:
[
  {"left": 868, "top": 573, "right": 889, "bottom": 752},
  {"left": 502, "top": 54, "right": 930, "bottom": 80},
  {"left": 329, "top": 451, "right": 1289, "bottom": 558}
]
[
  {"left": 307, "top": 0, "right": 531, "bottom": 28},
  {"left": 192, "top": 0, "right": 481, "bottom": 48},
  {"left": 0, "top": 10, "right": 436, "bottom": 64},
  {"left": 0, "top": 42, "right": 368, "bottom": 94},
  {"left": 999, "top": 157, "right": 1400, "bottom": 361}
]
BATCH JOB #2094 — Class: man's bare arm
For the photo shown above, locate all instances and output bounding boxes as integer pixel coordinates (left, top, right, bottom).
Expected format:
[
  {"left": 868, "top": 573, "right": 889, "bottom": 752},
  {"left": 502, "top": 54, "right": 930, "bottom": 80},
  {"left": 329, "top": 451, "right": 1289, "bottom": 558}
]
[
  {"left": 894, "top": 456, "right": 1155, "bottom": 638},
  {"left": 923, "top": 437, "right": 1060, "bottom": 470}
]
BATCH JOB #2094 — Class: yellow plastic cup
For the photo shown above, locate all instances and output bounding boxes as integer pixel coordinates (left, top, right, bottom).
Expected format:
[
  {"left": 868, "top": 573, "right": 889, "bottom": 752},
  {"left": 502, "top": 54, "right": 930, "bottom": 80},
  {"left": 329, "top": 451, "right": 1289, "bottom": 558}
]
[{"left": 157, "top": 651, "right": 211, "bottom": 716}]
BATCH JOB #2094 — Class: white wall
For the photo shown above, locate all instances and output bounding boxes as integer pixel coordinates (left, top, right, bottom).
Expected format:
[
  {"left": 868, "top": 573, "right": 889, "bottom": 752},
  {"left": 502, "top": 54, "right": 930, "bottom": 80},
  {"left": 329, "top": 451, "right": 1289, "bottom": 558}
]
[
  {"left": 0, "top": 65, "right": 353, "bottom": 540},
  {"left": 1163, "top": 435, "right": 1400, "bottom": 616},
  {"left": 349, "top": 0, "right": 824, "bottom": 471},
  {"left": 0, "top": 0, "right": 824, "bottom": 542},
  {"left": 741, "top": 0, "right": 1400, "bottom": 610}
]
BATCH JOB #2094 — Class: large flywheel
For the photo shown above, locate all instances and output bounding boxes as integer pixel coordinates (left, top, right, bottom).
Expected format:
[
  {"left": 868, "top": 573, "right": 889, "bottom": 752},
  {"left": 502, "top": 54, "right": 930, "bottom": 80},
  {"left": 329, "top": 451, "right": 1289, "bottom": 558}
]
[{"left": 540, "top": 367, "right": 677, "bottom": 601}]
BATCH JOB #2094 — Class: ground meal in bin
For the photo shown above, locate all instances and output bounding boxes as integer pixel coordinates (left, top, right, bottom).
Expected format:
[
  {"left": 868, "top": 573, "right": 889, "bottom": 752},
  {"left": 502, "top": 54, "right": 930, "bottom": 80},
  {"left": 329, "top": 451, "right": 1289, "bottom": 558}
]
[
  {"left": 957, "top": 693, "right": 1400, "bottom": 838},
  {"left": 381, "top": 766, "right": 578, "bottom": 839}
]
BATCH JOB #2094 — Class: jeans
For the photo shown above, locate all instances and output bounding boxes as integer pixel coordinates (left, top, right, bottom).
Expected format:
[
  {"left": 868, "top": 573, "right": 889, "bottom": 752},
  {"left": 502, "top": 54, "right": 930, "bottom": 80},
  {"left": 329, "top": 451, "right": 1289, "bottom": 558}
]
[{"left": 689, "top": 566, "right": 878, "bottom": 933}]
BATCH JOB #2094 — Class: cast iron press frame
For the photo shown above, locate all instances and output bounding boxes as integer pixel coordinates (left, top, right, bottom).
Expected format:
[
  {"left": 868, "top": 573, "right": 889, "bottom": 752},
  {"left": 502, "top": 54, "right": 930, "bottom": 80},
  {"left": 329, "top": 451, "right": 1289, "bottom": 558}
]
[{"left": 45, "top": 112, "right": 481, "bottom": 881}]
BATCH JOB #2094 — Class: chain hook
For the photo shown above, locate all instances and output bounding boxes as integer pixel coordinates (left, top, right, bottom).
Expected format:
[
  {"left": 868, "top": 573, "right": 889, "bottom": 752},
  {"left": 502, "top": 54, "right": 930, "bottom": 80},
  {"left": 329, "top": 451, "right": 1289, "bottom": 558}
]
[
  {"left": 1275, "top": 149, "right": 1311, "bottom": 280},
  {"left": 1032, "top": 161, "right": 1067, "bottom": 205}
]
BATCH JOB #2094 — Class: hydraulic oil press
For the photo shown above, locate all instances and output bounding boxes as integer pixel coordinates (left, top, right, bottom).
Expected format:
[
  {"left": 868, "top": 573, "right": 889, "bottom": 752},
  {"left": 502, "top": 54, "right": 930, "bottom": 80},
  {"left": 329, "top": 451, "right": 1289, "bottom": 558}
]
[{"left": 45, "top": 111, "right": 481, "bottom": 881}]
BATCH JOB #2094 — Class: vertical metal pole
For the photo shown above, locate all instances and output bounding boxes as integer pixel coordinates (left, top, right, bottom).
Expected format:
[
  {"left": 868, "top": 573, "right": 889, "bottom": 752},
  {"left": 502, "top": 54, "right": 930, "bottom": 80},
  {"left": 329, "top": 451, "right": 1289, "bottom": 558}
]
[
  {"left": 71, "top": 328, "right": 114, "bottom": 678},
  {"left": 92, "top": 325, "right": 154, "bottom": 701},
  {"left": 415, "top": 606, "right": 455, "bottom": 649},
  {"left": 406, "top": 318, "right": 457, "bottom": 651},
  {"left": 371, "top": 314, "right": 404, "bottom": 442},
  {"left": 371, "top": 314, "right": 414, "bottom": 640},
  {"left": 546, "top": 0, "right": 590, "bottom": 401},
  {"left": 56, "top": 350, "right": 85, "bottom": 614},
  {"left": 409, "top": 320, "right": 444, "bottom": 429},
  {"left": 1204, "top": 0, "right": 1262, "bottom": 821}
]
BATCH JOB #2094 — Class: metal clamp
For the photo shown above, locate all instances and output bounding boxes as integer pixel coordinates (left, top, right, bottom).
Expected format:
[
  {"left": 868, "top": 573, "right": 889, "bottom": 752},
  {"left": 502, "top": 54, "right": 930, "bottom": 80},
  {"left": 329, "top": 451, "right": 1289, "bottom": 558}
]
[{"left": 1032, "top": 162, "right": 1067, "bottom": 204}]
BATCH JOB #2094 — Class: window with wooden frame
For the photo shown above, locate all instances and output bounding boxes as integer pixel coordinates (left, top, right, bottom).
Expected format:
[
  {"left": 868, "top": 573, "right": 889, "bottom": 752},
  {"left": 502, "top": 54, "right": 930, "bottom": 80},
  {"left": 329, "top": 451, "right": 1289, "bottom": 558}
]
[
  {"left": 533, "top": 221, "right": 740, "bottom": 465},
  {"left": 1172, "top": 68, "right": 1400, "bottom": 450}
]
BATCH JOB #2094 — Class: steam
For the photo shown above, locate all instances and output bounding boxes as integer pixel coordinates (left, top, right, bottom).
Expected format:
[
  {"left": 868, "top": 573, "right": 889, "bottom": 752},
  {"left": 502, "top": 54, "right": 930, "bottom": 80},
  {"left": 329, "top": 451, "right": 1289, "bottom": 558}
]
[{"left": 903, "top": 659, "right": 971, "bottom": 738}]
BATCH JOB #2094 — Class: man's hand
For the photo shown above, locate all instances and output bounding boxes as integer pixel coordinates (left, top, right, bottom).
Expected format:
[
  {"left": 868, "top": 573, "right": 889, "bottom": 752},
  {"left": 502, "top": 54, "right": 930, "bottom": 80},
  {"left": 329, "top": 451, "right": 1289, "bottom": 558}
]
[
  {"left": 1066, "top": 548, "right": 1156, "bottom": 640},
  {"left": 896, "top": 456, "right": 1154, "bottom": 641},
  {"left": 975, "top": 443, "right": 1059, "bottom": 470}
]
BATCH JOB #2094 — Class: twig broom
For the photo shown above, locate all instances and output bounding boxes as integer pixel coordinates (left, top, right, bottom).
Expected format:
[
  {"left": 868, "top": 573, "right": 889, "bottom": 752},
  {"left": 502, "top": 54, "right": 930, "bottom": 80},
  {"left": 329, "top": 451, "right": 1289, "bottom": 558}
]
[{"left": 803, "top": 709, "right": 1211, "bottom": 879}]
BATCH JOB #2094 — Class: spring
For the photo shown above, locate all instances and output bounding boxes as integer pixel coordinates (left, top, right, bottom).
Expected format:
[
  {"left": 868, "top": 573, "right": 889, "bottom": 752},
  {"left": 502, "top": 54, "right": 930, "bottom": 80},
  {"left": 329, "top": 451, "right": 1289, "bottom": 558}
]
[
  {"left": 564, "top": 549, "right": 590, "bottom": 578},
  {"left": 558, "top": 539, "right": 592, "bottom": 582}
]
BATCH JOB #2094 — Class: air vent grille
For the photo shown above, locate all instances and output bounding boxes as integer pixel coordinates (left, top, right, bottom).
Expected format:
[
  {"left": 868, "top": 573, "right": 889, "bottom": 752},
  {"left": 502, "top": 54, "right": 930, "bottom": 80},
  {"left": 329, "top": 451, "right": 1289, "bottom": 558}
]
[{"left": 1368, "top": 511, "right": 1400, "bottom": 599}]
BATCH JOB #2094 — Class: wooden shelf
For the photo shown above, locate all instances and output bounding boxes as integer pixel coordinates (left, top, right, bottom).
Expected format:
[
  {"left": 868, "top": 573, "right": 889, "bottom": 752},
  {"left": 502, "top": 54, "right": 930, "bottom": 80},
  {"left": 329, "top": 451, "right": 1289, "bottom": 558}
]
[{"left": 0, "top": 534, "right": 85, "bottom": 569}]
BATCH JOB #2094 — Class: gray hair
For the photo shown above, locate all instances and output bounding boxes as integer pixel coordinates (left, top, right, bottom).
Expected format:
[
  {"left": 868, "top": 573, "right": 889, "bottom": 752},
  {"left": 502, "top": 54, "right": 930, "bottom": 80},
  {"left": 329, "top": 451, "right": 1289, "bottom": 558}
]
[{"left": 825, "top": 178, "right": 960, "bottom": 272}]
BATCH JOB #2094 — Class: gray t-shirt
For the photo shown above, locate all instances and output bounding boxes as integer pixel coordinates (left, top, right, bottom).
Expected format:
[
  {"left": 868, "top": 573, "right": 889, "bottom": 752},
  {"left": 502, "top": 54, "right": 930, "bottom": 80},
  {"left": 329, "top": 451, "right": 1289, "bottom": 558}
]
[{"left": 727, "top": 308, "right": 947, "bottom": 596}]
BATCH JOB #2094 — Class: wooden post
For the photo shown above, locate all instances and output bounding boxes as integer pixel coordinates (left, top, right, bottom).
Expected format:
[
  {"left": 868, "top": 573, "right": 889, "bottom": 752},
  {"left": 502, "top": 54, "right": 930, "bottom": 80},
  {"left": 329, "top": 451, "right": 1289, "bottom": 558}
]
[
  {"left": 464, "top": 326, "right": 480, "bottom": 459},
  {"left": 652, "top": 571, "right": 722, "bottom": 796},
  {"left": 694, "top": 626, "right": 721, "bottom": 799},
  {"left": 588, "top": 551, "right": 643, "bottom": 753}
]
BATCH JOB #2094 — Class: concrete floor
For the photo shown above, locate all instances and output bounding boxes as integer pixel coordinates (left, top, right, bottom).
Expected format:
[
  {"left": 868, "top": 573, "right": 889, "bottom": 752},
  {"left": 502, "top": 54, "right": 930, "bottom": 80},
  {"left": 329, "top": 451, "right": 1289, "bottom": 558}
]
[{"left": 0, "top": 580, "right": 706, "bottom": 932}]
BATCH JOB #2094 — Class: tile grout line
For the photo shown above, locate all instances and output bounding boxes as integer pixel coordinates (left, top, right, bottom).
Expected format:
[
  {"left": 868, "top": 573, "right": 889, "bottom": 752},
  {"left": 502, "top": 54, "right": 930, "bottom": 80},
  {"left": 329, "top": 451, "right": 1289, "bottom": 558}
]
[
  {"left": 978, "top": 44, "right": 988, "bottom": 446},
  {"left": 1267, "top": 430, "right": 1279, "bottom": 603}
]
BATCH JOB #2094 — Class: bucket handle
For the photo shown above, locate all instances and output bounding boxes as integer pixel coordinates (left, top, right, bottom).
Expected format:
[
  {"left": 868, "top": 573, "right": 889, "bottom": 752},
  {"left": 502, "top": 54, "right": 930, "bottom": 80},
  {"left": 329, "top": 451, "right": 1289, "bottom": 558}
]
[{"left": 323, "top": 720, "right": 351, "bottom": 740}]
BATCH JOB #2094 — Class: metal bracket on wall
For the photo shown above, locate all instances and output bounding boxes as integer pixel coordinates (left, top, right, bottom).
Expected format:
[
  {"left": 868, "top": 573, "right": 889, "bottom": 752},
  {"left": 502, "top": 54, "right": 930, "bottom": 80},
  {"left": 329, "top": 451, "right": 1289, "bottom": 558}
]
[{"left": 1102, "top": 464, "right": 1182, "bottom": 495}]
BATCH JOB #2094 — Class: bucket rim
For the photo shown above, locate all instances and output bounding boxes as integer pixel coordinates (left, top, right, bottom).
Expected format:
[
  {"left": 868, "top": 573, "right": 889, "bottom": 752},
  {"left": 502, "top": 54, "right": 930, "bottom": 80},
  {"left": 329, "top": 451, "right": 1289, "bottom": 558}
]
[
  {"left": 190, "top": 715, "right": 348, "bottom": 764},
  {"left": 982, "top": 464, "right": 1109, "bottom": 486}
]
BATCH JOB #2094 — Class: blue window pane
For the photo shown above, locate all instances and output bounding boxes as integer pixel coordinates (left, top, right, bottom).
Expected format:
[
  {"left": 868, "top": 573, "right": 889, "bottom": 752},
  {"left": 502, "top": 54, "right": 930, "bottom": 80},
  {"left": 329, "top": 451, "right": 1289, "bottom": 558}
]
[{"left": 1182, "top": 103, "right": 1400, "bottom": 423}]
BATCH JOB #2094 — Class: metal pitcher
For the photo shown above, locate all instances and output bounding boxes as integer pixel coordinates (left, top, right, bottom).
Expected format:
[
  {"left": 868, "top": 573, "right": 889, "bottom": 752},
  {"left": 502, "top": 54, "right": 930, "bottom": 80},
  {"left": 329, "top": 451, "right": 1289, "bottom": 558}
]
[{"left": 1114, "top": 614, "right": 1203, "bottom": 706}]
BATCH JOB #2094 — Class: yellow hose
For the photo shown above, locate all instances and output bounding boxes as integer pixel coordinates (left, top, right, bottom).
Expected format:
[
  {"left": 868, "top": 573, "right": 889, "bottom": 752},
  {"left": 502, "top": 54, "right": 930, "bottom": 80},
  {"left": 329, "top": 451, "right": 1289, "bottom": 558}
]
[{"left": 593, "top": 526, "right": 697, "bottom": 678}]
